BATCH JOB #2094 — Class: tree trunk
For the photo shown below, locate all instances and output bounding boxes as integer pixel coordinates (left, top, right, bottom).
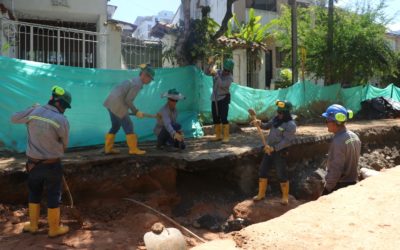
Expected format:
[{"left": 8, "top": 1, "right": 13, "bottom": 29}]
[
  {"left": 290, "top": 0, "right": 298, "bottom": 84},
  {"left": 212, "top": 0, "right": 237, "bottom": 40},
  {"left": 325, "top": 0, "right": 334, "bottom": 85},
  {"left": 175, "top": 0, "right": 192, "bottom": 65}
]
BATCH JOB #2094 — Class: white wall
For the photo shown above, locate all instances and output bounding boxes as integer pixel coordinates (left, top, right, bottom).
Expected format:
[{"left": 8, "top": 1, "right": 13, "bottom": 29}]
[
  {"left": 233, "top": 49, "right": 247, "bottom": 86},
  {"left": 10, "top": 0, "right": 107, "bottom": 23}
]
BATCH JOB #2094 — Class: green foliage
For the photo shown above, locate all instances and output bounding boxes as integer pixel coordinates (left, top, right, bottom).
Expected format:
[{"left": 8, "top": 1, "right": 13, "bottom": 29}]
[
  {"left": 275, "top": 68, "right": 293, "bottom": 88},
  {"left": 162, "top": 9, "right": 231, "bottom": 65},
  {"left": 226, "top": 8, "right": 272, "bottom": 46},
  {"left": 182, "top": 17, "right": 221, "bottom": 64},
  {"left": 381, "top": 51, "right": 400, "bottom": 86},
  {"left": 271, "top": 2, "right": 397, "bottom": 86}
]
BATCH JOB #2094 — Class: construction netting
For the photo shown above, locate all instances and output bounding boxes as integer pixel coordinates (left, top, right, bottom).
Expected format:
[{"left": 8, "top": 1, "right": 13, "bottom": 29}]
[{"left": 1, "top": 56, "right": 399, "bottom": 152}]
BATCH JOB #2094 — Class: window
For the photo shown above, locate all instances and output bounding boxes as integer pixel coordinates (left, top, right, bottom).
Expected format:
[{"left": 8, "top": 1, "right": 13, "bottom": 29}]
[{"left": 246, "top": 0, "right": 277, "bottom": 12}]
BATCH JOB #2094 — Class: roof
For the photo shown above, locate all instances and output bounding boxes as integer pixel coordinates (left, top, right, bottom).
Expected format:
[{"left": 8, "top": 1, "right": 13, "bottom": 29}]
[
  {"left": 0, "top": 3, "right": 15, "bottom": 20},
  {"left": 217, "top": 36, "right": 272, "bottom": 51},
  {"left": 150, "top": 21, "right": 175, "bottom": 38}
]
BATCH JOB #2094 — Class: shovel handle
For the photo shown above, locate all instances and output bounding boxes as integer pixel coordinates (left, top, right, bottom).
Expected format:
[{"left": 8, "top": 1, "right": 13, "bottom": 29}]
[
  {"left": 129, "top": 113, "right": 158, "bottom": 119},
  {"left": 248, "top": 109, "right": 267, "bottom": 147},
  {"left": 62, "top": 176, "right": 74, "bottom": 208}
]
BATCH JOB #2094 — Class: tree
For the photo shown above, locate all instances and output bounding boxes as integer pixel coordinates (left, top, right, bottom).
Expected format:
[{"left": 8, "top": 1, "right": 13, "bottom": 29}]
[
  {"left": 172, "top": 0, "right": 237, "bottom": 66},
  {"left": 271, "top": 1, "right": 396, "bottom": 86}
]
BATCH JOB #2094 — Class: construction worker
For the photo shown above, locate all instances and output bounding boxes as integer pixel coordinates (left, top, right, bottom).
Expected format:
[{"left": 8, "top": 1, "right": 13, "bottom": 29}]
[
  {"left": 154, "top": 88, "right": 186, "bottom": 151},
  {"left": 206, "top": 58, "right": 234, "bottom": 143},
  {"left": 10, "top": 86, "right": 71, "bottom": 237},
  {"left": 251, "top": 100, "right": 296, "bottom": 205},
  {"left": 321, "top": 104, "right": 361, "bottom": 195},
  {"left": 103, "top": 64, "right": 155, "bottom": 155}
]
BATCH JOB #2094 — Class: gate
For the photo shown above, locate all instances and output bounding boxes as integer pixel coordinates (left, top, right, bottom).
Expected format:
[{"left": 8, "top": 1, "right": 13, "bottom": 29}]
[{"left": 0, "top": 18, "right": 98, "bottom": 68}]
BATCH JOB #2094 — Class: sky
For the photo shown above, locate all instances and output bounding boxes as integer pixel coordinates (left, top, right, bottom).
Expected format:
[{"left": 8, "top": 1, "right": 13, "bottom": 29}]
[
  {"left": 337, "top": 0, "right": 400, "bottom": 31},
  {"left": 108, "top": 0, "right": 400, "bottom": 31},
  {"left": 108, "top": 0, "right": 181, "bottom": 24}
]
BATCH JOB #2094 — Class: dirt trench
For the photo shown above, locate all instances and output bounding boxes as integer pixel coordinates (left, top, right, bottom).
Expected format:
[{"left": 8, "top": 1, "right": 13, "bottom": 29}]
[{"left": 0, "top": 121, "right": 399, "bottom": 249}]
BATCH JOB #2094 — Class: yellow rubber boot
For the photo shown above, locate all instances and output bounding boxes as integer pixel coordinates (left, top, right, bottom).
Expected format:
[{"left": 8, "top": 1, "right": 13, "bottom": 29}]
[
  {"left": 23, "top": 203, "right": 40, "bottom": 233},
  {"left": 222, "top": 124, "right": 230, "bottom": 143},
  {"left": 126, "top": 134, "right": 146, "bottom": 155},
  {"left": 47, "top": 208, "right": 69, "bottom": 237},
  {"left": 104, "top": 133, "right": 120, "bottom": 154},
  {"left": 280, "top": 181, "right": 289, "bottom": 205},
  {"left": 253, "top": 178, "right": 268, "bottom": 201},
  {"left": 211, "top": 124, "right": 222, "bottom": 141}
]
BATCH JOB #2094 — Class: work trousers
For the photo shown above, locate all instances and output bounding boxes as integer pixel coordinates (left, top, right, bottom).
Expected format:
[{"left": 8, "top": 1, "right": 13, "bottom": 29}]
[
  {"left": 28, "top": 161, "right": 63, "bottom": 208},
  {"left": 259, "top": 150, "right": 288, "bottom": 182},
  {"left": 108, "top": 109, "right": 134, "bottom": 134},
  {"left": 157, "top": 123, "right": 186, "bottom": 149},
  {"left": 211, "top": 94, "right": 230, "bottom": 125}
]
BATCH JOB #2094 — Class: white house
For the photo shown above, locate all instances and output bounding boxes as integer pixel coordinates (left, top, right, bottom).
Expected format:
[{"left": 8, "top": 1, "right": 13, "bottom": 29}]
[
  {"left": 0, "top": 0, "right": 164, "bottom": 69},
  {"left": 132, "top": 10, "right": 174, "bottom": 40}
]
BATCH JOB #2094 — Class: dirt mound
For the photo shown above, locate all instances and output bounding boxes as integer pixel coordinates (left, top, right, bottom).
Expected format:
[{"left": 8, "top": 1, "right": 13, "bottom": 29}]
[{"left": 193, "top": 166, "right": 400, "bottom": 250}]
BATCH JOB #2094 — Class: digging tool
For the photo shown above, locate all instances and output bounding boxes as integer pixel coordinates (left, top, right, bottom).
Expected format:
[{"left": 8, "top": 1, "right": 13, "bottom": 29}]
[
  {"left": 248, "top": 108, "right": 267, "bottom": 147},
  {"left": 123, "top": 197, "right": 206, "bottom": 243},
  {"left": 62, "top": 176, "right": 83, "bottom": 226},
  {"left": 129, "top": 112, "right": 158, "bottom": 119}
]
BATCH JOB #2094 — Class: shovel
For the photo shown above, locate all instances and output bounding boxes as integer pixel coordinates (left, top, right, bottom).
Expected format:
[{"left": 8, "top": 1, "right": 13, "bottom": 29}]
[
  {"left": 62, "top": 176, "right": 84, "bottom": 226},
  {"left": 248, "top": 108, "right": 267, "bottom": 146}
]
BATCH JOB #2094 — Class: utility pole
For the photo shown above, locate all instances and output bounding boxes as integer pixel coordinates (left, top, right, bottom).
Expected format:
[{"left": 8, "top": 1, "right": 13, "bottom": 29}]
[{"left": 290, "top": 0, "right": 298, "bottom": 84}]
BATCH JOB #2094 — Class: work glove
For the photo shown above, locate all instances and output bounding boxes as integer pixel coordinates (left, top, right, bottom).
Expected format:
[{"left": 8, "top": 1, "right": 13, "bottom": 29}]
[
  {"left": 264, "top": 145, "right": 274, "bottom": 155},
  {"left": 250, "top": 119, "right": 262, "bottom": 127},
  {"left": 173, "top": 132, "right": 184, "bottom": 142},
  {"left": 136, "top": 111, "right": 144, "bottom": 119}
]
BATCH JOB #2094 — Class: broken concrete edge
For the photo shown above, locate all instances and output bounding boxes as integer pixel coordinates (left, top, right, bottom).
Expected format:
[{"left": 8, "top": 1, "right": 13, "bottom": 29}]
[{"left": 1, "top": 121, "right": 399, "bottom": 176}]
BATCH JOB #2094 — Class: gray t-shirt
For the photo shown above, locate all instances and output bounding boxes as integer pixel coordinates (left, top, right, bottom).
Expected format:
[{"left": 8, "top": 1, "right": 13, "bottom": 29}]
[
  {"left": 11, "top": 104, "right": 69, "bottom": 159},
  {"left": 103, "top": 77, "right": 144, "bottom": 118},
  {"left": 325, "top": 129, "right": 361, "bottom": 191},
  {"left": 261, "top": 119, "right": 297, "bottom": 151}
]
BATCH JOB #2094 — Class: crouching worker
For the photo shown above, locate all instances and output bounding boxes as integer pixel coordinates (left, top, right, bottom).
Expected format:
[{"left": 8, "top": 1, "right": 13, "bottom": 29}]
[
  {"left": 11, "top": 86, "right": 71, "bottom": 237},
  {"left": 103, "top": 64, "right": 155, "bottom": 155},
  {"left": 154, "top": 88, "right": 186, "bottom": 151},
  {"left": 321, "top": 104, "right": 361, "bottom": 195},
  {"left": 251, "top": 100, "right": 296, "bottom": 205}
]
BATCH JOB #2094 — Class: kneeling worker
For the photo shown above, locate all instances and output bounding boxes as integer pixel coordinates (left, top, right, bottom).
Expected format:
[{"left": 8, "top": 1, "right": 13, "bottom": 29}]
[{"left": 154, "top": 88, "right": 186, "bottom": 150}]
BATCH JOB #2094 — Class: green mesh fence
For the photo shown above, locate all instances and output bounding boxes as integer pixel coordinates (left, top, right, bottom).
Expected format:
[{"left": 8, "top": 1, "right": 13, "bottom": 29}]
[{"left": 0, "top": 56, "right": 399, "bottom": 152}]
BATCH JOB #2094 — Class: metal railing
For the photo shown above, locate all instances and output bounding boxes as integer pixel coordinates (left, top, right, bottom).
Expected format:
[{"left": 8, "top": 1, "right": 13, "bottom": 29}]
[
  {"left": 0, "top": 18, "right": 98, "bottom": 68},
  {"left": 121, "top": 37, "right": 162, "bottom": 69}
]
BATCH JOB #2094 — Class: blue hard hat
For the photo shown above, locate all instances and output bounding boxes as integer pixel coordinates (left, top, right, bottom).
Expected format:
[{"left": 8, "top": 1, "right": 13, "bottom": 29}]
[{"left": 322, "top": 104, "right": 353, "bottom": 122}]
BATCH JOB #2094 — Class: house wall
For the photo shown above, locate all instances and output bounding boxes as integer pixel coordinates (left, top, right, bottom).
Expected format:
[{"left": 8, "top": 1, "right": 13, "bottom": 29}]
[
  {"left": 233, "top": 49, "right": 247, "bottom": 85},
  {"left": 1, "top": 0, "right": 124, "bottom": 69},
  {"left": 8, "top": 0, "right": 107, "bottom": 23}
]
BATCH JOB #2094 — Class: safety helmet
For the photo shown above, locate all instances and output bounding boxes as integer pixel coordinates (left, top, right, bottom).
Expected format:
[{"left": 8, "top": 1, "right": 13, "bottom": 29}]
[
  {"left": 223, "top": 59, "right": 234, "bottom": 72},
  {"left": 276, "top": 100, "right": 293, "bottom": 112},
  {"left": 322, "top": 104, "right": 353, "bottom": 123},
  {"left": 139, "top": 63, "right": 155, "bottom": 79},
  {"left": 52, "top": 85, "right": 72, "bottom": 109}
]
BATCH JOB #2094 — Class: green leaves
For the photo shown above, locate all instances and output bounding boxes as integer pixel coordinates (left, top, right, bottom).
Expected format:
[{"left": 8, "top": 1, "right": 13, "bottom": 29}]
[{"left": 271, "top": 2, "right": 396, "bottom": 86}]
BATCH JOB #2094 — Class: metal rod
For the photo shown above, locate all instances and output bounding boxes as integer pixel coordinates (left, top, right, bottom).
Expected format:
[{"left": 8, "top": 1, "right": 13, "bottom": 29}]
[{"left": 123, "top": 197, "right": 206, "bottom": 243}]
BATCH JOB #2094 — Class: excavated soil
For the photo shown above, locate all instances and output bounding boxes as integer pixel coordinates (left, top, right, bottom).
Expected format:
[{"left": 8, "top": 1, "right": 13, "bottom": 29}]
[{"left": 0, "top": 120, "right": 399, "bottom": 249}]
